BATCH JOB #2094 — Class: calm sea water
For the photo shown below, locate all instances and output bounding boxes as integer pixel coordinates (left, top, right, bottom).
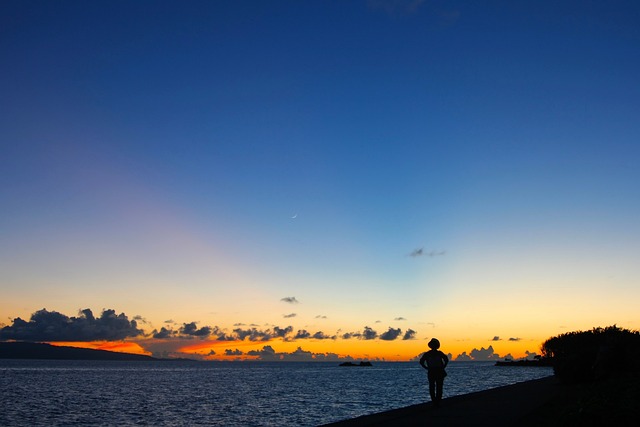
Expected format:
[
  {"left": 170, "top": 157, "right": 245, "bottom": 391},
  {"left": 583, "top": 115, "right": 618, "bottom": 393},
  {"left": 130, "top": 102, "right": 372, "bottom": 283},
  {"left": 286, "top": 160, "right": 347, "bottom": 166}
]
[{"left": 0, "top": 360, "right": 552, "bottom": 426}]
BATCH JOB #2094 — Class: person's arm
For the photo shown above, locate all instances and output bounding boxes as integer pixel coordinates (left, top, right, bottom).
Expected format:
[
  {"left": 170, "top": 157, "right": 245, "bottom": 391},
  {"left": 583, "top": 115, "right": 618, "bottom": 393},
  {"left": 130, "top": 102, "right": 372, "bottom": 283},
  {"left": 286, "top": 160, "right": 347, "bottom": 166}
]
[
  {"left": 419, "top": 354, "right": 428, "bottom": 370},
  {"left": 442, "top": 351, "right": 449, "bottom": 368}
]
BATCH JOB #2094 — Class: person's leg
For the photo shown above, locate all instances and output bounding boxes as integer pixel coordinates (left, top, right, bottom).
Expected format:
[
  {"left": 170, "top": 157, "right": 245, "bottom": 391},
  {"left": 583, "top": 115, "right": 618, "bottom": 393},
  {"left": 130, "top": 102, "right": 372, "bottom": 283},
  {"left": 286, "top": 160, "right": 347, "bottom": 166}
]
[
  {"left": 428, "top": 378, "right": 436, "bottom": 402},
  {"left": 435, "top": 378, "right": 444, "bottom": 402}
]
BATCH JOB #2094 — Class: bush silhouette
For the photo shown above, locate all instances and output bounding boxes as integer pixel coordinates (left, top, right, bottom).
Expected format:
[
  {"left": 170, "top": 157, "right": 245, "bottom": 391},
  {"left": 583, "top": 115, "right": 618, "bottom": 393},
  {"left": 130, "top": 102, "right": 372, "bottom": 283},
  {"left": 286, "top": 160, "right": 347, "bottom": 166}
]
[{"left": 541, "top": 325, "right": 640, "bottom": 383}]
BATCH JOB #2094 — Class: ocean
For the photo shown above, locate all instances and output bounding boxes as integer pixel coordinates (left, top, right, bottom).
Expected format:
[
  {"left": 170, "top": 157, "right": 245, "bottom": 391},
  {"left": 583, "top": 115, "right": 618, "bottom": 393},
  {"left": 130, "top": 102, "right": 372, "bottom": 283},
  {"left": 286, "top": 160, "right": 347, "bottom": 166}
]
[{"left": 0, "top": 360, "right": 553, "bottom": 426}]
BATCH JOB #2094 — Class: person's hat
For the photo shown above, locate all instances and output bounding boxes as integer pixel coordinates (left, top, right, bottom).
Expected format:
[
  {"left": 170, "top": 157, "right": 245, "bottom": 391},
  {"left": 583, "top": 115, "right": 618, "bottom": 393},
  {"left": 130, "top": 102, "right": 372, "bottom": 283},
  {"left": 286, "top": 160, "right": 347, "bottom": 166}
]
[{"left": 428, "top": 338, "right": 440, "bottom": 349}]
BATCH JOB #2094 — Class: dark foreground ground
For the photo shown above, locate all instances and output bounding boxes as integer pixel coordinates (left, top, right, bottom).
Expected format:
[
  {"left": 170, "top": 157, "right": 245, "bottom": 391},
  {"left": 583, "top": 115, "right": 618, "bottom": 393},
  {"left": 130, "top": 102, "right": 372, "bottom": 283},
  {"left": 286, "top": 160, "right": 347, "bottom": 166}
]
[{"left": 322, "top": 372, "right": 639, "bottom": 426}]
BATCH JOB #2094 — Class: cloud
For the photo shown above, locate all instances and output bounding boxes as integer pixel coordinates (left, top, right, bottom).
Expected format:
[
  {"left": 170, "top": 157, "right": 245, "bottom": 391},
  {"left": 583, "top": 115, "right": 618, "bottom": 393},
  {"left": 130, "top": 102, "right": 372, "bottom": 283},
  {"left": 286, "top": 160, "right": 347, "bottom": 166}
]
[
  {"left": 246, "top": 345, "right": 357, "bottom": 362},
  {"left": 210, "top": 326, "right": 236, "bottom": 341},
  {"left": 315, "top": 315, "right": 327, "bottom": 319},
  {"left": 410, "top": 248, "right": 446, "bottom": 258},
  {"left": 454, "top": 345, "right": 503, "bottom": 361},
  {"left": 0, "top": 308, "right": 143, "bottom": 342},
  {"left": 133, "top": 315, "right": 149, "bottom": 325},
  {"left": 525, "top": 350, "right": 539, "bottom": 359},
  {"left": 247, "top": 345, "right": 278, "bottom": 360},
  {"left": 491, "top": 336, "right": 501, "bottom": 341},
  {"left": 509, "top": 337, "right": 521, "bottom": 341},
  {"left": 403, "top": 329, "right": 417, "bottom": 340},
  {"left": 273, "top": 326, "right": 293, "bottom": 338},
  {"left": 283, "top": 313, "right": 297, "bottom": 318},
  {"left": 410, "top": 248, "right": 424, "bottom": 257},
  {"left": 362, "top": 326, "right": 378, "bottom": 340},
  {"left": 232, "top": 325, "right": 295, "bottom": 341},
  {"left": 470, "top": 346, "right": 501, "bottom": 361},
  {"left": 179, "top": 322, "right": 212, "bottom": 338},
  {"left": 224, "top": 349, "right": 243, "bottom": 356},
  {"left": 380, "top": 327, "right": 402, "bottom": 341},
  {"left": 295, "top": 329, "right": 311, "bottom": 339},
  {"left": 153, "top": 327, "right": 175, "bottom": 339},
  {"left": 312, "top": 331, "right": 335, "bottom": 340},
  {"left": 455, "top": 352, "right": 472, "bottom": 361},
  {"left": 233, "top": 327, "right": 275, "bottom": 341},
  {"left": 394, "top": 317, "right": 407, "bottom": 321},
  {"left": 281, "top": 297, "right": 299, "bottom": 304},
  {"left": 341, "top": 332, "right": 360, "bottom": 339}
]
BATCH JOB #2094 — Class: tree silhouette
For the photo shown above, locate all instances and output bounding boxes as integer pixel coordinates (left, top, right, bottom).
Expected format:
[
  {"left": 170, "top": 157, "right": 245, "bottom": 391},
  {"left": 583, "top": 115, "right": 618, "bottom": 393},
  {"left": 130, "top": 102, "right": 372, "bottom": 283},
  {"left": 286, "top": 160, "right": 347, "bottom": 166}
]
[{"left": 541, "top": 325, "right": 640, "bottom": 383}]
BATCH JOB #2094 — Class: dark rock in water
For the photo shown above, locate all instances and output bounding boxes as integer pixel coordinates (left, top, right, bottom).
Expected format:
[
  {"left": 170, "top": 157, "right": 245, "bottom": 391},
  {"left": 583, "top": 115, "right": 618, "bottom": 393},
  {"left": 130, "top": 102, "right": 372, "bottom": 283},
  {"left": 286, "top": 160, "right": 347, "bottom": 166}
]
[{"left": 339, "top": 361, "right": 372, "bottom": 367}]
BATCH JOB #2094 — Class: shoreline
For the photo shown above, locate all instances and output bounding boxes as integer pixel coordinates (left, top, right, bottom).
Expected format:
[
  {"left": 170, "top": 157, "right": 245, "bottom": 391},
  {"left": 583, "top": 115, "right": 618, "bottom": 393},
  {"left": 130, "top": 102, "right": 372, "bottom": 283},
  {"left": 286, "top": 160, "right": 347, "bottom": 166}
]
[{"left": 321, "top": 375, "right": 559, "bottom": 426}]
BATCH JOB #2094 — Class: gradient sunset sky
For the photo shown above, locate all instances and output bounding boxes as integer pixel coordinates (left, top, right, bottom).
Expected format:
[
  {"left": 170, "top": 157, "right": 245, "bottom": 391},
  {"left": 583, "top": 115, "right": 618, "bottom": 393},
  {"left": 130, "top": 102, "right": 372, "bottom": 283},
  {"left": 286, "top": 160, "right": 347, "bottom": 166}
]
[{"left": 1, "top": 1, "right": 639, "bottom": 361}]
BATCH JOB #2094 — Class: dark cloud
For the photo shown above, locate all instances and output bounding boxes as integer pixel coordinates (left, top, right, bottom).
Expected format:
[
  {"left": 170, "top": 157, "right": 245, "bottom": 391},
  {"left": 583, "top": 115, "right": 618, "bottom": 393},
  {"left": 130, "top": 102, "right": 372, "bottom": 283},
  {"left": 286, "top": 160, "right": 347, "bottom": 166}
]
[
  {"left": 281, "top": 297, "right": 299, "bottom": 304},
  {"left": 410, "top": 248, "right": 424, "bottom": 257},
  {"left": 454, "top": 345, "right": 503, "bottom": 361},
  {"left": 313, "top": 352, "right": 353, "bottom": 362},
  {"left": 403, "top": 329, "right": 417, "bottom": 340},
  {"left": 211, "top": 326, "right": 235, "bottom": 341},
  {"left": 410, "top": 248, "right": 446, "bottom": 258},
  {"left": 315, "top": 315, "right": 327, "bottom": 319},
  {"left": 273, "top": 326, "right": 293, "bottom": 338},
  {"left": 295, "top": 329, "right": 311, "bottom": 339},
  {"left": 133, "top": 315, "right": 149, "bottom": 325},
  {"left": 455, "top": 352, "right": 472, "bottom": 361},
  {"left": 180, "top": 322, "right": 212, "bottom": 338},
  {"left": 525, "top": 350, "right": 539, "bottom": 359},
  {"left": 153, "top": 327, "right": 175, "bottom": 339},
  {"left": 491, "top": 336, "right": 502, "bottom": 341},
  {"left": 362, "top": 326, "right": 378, "bottom": 340},
  {"left": 509, "top": 337, "right": 521, "bottom": 341},
  {"left": 0, "top": 308, "right": 143, "bottom": 342},
  {"left": 232, "top": 326, "right": 294, "bottom": 341},
  {"left": 312, "top": 331, "right": 335, "bottom": 340},
  {"left": 247, "top": 345, "right": 357, "bottom": 362},
  {"left": 224, "top": 349, "right": 243, "bottom": 356},
  {"left": 380, "top": 327, "right": 402, "bottom": 341},
  {"left": 233, "top": 327, "right": 272, "bottom": 341},
  {"left": 247, "top": 345, "right": 278, "bottom": 360},
  {"left": 283, "top": 313, "right": 297, "bottom": 318},
  {"left": 470, "top": 346, "right": 501, "bottom": 360},
  {"left": 293, "top": 329, "right": 334, "bottom": 340},
  {"left": 283, "top": 347, "right": 314, "bottom": 361},
  {"left": 394, "top": 317, "right": 407, "bottom": 321}
]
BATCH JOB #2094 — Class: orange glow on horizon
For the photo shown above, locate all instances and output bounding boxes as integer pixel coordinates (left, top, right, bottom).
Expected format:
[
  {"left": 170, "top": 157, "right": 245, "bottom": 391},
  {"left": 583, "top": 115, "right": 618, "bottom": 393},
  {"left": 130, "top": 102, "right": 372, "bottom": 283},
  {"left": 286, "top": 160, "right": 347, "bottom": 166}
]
[
  {"left": 45, "top": 336, "right": 544, "bottom": 362},
  {"left": 48, "top": 341, "right": 151, "bottom": 355}
]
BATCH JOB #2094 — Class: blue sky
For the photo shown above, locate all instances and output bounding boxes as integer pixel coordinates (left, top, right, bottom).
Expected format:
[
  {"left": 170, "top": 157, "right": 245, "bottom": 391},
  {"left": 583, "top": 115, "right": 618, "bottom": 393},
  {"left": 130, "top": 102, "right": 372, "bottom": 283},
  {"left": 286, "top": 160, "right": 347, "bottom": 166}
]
[{"left": 1, "top": 0, "right": 639, "bottom": 360}]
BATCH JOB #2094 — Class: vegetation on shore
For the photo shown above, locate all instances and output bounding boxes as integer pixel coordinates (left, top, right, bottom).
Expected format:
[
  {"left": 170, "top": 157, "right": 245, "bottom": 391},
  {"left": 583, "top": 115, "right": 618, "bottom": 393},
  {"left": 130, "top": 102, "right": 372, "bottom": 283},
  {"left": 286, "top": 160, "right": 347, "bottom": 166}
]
[
  {"left": 541, "top": 325, "right": 640, "bottom": 383},
  {"left": 521, "top": 325, "right": 640, "bottom": 425}
]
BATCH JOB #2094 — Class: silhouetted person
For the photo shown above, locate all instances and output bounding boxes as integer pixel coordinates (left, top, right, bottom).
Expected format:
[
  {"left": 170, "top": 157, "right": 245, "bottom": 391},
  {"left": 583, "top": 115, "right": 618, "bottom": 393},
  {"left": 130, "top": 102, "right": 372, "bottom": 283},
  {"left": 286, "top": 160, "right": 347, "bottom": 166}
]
[{"left": 419, "top": 338, "right": 449, "bottom": 406}]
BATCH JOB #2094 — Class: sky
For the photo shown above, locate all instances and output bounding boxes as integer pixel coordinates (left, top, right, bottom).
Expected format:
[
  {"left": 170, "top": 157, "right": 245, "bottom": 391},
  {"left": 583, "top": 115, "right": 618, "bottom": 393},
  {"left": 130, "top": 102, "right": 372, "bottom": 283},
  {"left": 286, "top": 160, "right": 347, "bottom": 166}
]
[{"left": 1, "top": 0, "right": 639, "bottom": 362}]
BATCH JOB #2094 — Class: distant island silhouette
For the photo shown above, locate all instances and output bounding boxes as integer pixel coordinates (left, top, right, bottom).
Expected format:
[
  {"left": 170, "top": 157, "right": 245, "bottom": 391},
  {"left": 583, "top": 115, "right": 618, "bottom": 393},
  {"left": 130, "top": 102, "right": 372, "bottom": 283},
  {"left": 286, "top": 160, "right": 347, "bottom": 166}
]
[
  {"left": 339, "top": 361, "right": 372, "bottom": 367},
  {"left": 0, "top": 341, "right": 175, "bottom": 361}
]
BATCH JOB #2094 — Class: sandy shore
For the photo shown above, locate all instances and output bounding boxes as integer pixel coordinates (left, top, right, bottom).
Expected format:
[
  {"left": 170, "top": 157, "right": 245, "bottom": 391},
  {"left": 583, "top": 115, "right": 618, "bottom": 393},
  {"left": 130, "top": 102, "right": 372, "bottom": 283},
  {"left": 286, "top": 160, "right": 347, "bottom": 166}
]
[{"left": 321, "top": 375, "right": 559, "bottom": 426}]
